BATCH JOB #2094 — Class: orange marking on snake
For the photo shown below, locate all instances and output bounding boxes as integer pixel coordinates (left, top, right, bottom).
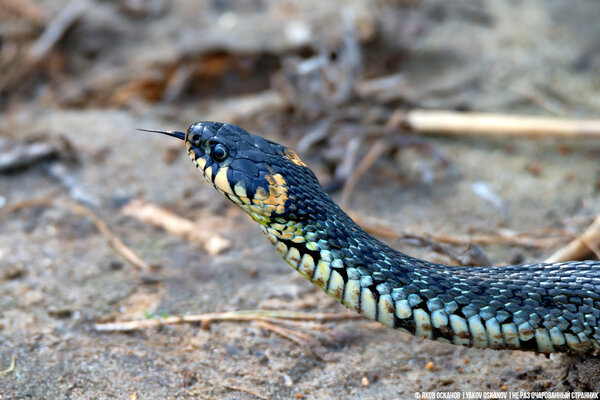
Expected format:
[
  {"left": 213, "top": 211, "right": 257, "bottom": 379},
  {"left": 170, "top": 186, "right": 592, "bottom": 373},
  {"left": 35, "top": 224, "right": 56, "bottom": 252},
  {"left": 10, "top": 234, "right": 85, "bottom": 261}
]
[
  {"left": 284, "top": 149, "right": 307, "bottom": 167},
  {"left": 265, "top": 173, "right": 289, "bottom": 214}
]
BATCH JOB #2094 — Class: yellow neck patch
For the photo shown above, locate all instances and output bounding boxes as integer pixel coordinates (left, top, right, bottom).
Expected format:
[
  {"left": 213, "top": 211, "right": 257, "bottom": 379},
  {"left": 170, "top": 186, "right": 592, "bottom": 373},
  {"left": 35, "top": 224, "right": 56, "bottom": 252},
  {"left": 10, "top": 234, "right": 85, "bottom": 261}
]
[{"left": 248, "top": 173, "right": 288, "bottom": 217}]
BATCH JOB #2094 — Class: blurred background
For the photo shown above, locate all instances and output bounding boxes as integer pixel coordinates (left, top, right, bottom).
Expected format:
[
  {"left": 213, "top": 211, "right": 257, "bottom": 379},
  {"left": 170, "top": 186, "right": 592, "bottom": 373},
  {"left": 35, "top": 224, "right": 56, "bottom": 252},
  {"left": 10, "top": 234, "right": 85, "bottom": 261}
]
[{"left": 1, "top": 0, "right": 599, "bottom": 398}]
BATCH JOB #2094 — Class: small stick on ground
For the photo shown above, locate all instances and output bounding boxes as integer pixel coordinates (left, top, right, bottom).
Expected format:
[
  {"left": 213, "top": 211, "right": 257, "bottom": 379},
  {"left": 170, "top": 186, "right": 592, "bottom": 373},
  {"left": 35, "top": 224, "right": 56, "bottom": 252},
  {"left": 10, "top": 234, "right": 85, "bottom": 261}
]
[
  {"left": 1, "top": 355, "right": 16, "bottom": 375},
  {"left": 27, "top": 0, "right": 87, "bottom": 64},
  {"left": 67, "top": 201, "right": 151, "bottom": 272},
  {"left": 122, "top": 199, "right": 232, "bottom": 256},
  {"left": 258, "top": 317, "right": 331, "bottom": 331},
  {"left": 94, "top": 310, "right": 361, "bottom": 332},
  {"left": 162, "top": 64, "right": 193, "bottom": 102},
  {"left": 517, "top": 85, "right": 566, "bottom": 116},
  {"left": 254, "top": 319, "right": 315, "bottom": 349},
  {"left": 0, "top": 141, "right": 63, "bottom": 173},
  {"left": 545, "top": 215, "right": 600, "bottom": 263},
  {"left": 222, "top": 384, "right": 268, "bottom": 400},
  {"left": 47, "top": 162, "right": 102, "bottom": 207},
  {"left": 0, "top": 196, "right": 149, "bottom": 271},
  {"left": 401, "top": 232, "right": 489, "bottom": 266},
  {"left": 340, "top": 139, "right": 388, "bottom": 209},
  {"left": 350, "top": 212, "right": 568, "bottom": 250},
  {"left": 427, "top": 231, "right": 568, "bottom": 249},
  {"left": 253, "top": 318, "right": 325, "bottom": 360},
  {"left": 403, "top": 109, "right": 600, "bottom": 138},
  {"left": 340, "top": 109, "right": 417, "bottom": 208},
  {"left": 0, "top": 196, "right": 55, "bottom": 218}
]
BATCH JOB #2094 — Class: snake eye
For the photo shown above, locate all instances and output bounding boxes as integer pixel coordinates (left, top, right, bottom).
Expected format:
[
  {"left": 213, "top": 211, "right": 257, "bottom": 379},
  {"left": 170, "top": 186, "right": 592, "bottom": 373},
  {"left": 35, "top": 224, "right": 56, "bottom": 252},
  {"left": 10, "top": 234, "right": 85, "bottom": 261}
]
[{"left": 212, "top": 143, "right": 228, "bottom": 162}]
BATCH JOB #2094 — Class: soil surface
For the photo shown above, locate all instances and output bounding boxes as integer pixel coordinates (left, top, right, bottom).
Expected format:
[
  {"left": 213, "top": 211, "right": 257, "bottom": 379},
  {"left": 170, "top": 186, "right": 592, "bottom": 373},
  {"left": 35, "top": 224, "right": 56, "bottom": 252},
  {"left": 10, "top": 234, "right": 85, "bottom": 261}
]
[{"left": 1, "top": 1, "right": 599, "bottom": 399}]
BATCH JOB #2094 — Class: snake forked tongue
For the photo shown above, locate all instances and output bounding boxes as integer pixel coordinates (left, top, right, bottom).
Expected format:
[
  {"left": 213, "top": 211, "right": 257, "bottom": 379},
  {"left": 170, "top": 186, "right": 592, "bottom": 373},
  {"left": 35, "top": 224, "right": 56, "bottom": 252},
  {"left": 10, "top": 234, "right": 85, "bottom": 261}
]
[{"left": 137, "top": 128, "right": 186, "bottom": 141}]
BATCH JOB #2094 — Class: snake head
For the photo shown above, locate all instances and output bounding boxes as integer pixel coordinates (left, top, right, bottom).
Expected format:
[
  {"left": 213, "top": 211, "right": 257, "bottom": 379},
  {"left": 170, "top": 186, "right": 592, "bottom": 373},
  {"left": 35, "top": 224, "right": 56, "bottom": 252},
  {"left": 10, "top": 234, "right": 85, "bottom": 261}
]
[{"left": 183, "top": 122, "right": 321, "bottom": 225}]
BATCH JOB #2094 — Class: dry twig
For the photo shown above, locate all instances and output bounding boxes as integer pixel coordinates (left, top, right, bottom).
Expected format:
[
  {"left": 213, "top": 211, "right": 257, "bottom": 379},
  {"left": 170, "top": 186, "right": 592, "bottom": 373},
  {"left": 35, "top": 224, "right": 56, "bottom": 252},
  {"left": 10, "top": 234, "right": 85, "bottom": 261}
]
[
  {"left": 404, "top": 232, "right": 490, "bottom": 266},
  {"left": 403, "top": 109, "right": 600, "bottom": 138},
  {"left": 356, "top": 64, "right": 482, "bottom": 106},
  {"left": 0, "top": 196, "right": 55, "bottom": 218},
  {"left": 340, "top": 139, "right": 387, "bottom": 209},
  {"left": 26, "top": 0, "right": 87, "bottom": 64},
  {"left": 427, "top": 230, "right": 568, "bottom": 250},
  {"left": 94, "top": 309, "right": 360, "bottom": 332},
  {"left": 351, "top": 212, "right": 571, "bottom": 251},
  {"left": 0, "top": 355, "right": 16, "bottom": 375},
  {"left": 257, "top": 317, "right": 331, "bottom": 331},
  {"left": 546, "top": 215, "right": 600, "bottom": 263},
  {"left": 67, "top": 201, "right": 151, "bottom": 272},
  {"left": 47, "top": 162, "right": 101, "bottom": 207},
  {"left": 222, "top": 384, "right": 268, "bottom": 400},
  {"left": 254, "top": 319, "right": 315, "bottom": 349},
  {"left": 517, "top": 85, "right": 567, "bottom": 116},
  {"left": 122, "top": 199, "right": 232, "bottom": 256},
  {"left": 339, "top": 110, "right": 408, "bottom": 208},
  {"left": 0, "top": 140, "right": 63, "bottom": 173}
]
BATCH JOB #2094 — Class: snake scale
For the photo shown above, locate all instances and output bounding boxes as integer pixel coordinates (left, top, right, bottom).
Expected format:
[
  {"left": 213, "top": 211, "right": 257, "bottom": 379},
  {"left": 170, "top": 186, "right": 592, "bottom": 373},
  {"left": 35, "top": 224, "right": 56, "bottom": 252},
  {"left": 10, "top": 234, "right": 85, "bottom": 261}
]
[{"left": 143, "top": 121, "right": 600, "bottom": 354}]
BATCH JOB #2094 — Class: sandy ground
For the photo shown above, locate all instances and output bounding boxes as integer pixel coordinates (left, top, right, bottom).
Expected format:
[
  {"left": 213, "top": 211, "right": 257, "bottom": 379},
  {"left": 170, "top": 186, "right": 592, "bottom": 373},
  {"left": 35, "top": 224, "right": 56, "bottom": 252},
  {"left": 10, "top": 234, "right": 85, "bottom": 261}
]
[{"left": 1, "top": 1, "right": 599, "bottom": 399}]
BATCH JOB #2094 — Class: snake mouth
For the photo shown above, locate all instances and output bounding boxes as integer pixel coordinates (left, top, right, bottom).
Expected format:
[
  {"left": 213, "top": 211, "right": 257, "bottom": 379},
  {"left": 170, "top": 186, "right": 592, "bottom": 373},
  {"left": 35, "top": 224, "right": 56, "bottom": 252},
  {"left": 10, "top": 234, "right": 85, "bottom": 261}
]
[{"left": 137, "top": 128, "right": 186, "bottom": 141}]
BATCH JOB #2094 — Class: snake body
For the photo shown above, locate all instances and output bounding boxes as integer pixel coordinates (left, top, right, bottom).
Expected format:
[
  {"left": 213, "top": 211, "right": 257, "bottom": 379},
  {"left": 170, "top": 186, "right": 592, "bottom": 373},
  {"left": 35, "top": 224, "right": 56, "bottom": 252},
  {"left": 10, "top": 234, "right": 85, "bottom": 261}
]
[{"left": 148, "top": 122, "right": 600, "bottom": 354}]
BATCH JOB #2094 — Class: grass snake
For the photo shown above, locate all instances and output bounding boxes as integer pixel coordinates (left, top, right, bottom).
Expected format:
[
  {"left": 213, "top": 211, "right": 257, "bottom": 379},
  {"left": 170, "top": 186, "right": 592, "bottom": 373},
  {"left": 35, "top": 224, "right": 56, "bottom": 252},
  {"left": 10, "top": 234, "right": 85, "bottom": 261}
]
[{"left": 142, "top": 121, "right": 600, "bottom": 355}]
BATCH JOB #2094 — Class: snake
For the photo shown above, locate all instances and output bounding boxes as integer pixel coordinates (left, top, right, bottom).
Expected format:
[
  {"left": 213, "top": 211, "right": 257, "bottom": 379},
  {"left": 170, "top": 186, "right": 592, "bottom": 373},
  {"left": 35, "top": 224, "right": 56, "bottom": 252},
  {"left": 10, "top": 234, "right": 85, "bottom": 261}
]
[{"left": 141, "top": 121, "right": 600, "bottom": 355}]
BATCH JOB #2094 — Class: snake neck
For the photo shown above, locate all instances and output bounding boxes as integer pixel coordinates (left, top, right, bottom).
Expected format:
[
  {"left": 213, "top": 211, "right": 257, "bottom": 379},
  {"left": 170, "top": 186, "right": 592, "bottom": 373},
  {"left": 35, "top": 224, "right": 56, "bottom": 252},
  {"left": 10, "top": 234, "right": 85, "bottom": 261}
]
[{"left": 257, "top": 190, "right": 600, "bottom": 355}]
